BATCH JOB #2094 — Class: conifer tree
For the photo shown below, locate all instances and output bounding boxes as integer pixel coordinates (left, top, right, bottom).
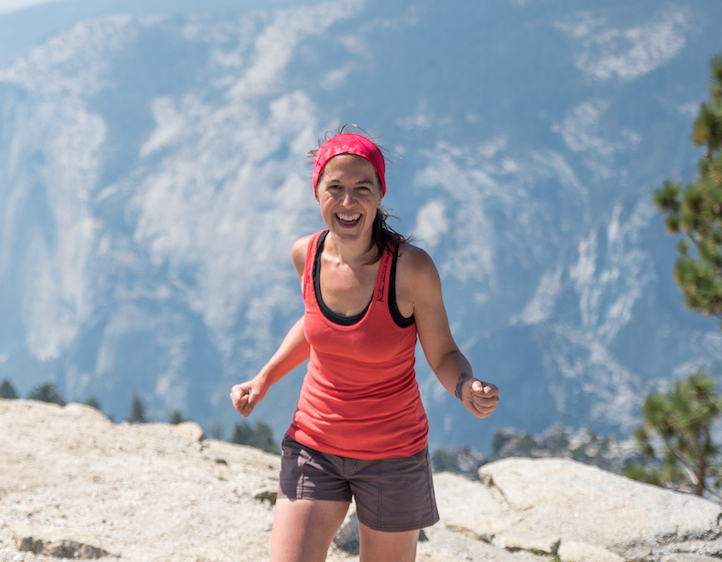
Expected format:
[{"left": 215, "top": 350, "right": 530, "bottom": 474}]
[
  {"left": 624, "top": 371, "right": 722, "bottom": 497},
  {"left": 83, "top": 396, "right": 102, "bottom": 411},
  {"left": 654, "top": 53, "right": 722, "bottom": 327},
  {"left": 168, "top": 409, "right": 185, "bottom": 424},
  {"left": 0, "top": 379, "right": 18, "bottom": 399},
  {"left": 644, "top": 53, "right": 722, "bottom": 498},
  {"left": 230, "top": 420, "right": 279, "bottom": 454},
  {"left": 27, "top": 382, "right": 66, "bottom": 405},
  {"left": 127, "top": 392, "right": 147, "bottom": 423},
  {"left": 207, "top": 420, "right": 225, "bottom": 440}
]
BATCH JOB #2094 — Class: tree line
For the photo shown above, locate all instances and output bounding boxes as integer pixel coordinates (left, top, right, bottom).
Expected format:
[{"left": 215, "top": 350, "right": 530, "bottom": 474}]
[{"left": 0, "top": 380, "right": 279, "bottom": 454}]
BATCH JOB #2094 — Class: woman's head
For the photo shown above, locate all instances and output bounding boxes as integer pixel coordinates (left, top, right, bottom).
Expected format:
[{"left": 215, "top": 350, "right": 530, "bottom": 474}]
[
  {"left": 312, "top": 132, "right": 386, "bottom": 198},
  {"left": 314, "top": 154, "right": 383, "bottom": 245},
  {"left": 309, "top": 127, "right": 410, "bottom": 262}
]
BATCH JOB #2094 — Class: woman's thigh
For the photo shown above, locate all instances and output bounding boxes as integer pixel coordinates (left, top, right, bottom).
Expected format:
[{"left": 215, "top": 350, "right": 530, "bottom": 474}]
[
  {"left": 358, "top": 520, "right": 418, "bottom": 562},
  {"left": 270, "top": 498, "right": 350, "bottom": 562}
]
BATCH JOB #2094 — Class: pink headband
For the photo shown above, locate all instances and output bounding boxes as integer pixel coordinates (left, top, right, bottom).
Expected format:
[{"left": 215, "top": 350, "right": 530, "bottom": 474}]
[{"left": 312, "top": 133, "right": 386, "bottom": 197}]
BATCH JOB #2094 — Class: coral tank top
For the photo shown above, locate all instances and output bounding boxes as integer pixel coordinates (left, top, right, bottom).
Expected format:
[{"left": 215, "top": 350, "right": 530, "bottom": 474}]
[{"left": 287, "top": 230, "right": 428, "bottom": 459}]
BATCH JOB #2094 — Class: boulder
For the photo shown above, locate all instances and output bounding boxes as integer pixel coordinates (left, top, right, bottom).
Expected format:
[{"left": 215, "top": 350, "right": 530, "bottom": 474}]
[
  {"left": 437, "top": 457, "right": 722, "bottom": 561},
  {"left": 171, "top": 420, "right": 205, "bottom": 443}
]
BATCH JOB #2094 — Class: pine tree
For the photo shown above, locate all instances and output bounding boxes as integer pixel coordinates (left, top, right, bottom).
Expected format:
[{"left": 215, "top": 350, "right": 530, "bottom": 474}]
[
  {"left": 644, "top": 53, "right": 722, "bottom": 497},
  {"left": 127, "top": 392, "right": 147, "bottom": 423},
  {"left": 624, "top": 371, "right": 722, "bottom": 497},
  {"left": 83, "top": 396, "right": 102, "bottom": 411},
  {"left": 654, "top": 54, "right": 722, "bottom": 327},
  {"left": 168, "top": 409, "right": 185, "bottom": 424},
  {"left": 431, "top": 447, "right": 487, "bottom": 480},
  {"left": 230, "top": 420, "right": 280, "bottom": 454},
  {"left": 27, "top": 382, "right": 66, "bottom": 406},
  {"left": 0, "top": 379, "right": 18, "bottom": 399},
  {"left": 207, "top": 420, "right": 225, "bottom": 440}
]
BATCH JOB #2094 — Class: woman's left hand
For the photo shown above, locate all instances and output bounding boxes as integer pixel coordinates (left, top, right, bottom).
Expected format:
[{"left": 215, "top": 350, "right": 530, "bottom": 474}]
[{"left": 461, "top": 379, "right": 499, "bottom": 419}]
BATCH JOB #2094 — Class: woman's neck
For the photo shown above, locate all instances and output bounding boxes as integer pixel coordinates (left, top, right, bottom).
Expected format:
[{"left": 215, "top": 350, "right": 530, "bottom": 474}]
[{"left": 325, "top": 232, "right": 379, "bottom": 268}]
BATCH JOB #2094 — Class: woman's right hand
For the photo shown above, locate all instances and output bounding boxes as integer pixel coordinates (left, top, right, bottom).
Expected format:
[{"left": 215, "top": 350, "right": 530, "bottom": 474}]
[
  {"left": 230, "top": 316, "right": 310, "bottom": 418},
  {"left": 230, "top": 378, "right": 267, "bottom": 417}
]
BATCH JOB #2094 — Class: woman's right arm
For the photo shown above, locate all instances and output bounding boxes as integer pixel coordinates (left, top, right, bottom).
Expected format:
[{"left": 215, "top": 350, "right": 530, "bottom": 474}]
[
  {"left": 229, "top": 235, "right": 312, "bottom": 417},
  {"left": 230, "top": 316, "right": 309, "bottom": 417}
]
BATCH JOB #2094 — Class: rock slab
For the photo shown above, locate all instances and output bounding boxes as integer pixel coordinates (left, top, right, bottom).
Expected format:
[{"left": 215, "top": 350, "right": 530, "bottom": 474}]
[
  {"left": 2, "top": 399, "right": 721, "bottom": 561},
  {"left": 436, "top": 457, "right": 722, "bottom": 562}
]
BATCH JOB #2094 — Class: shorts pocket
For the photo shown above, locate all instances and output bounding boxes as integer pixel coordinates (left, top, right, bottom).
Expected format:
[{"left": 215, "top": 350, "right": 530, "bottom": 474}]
[{"left": 378, "top": 449, "right": 435, "bottom": 515}]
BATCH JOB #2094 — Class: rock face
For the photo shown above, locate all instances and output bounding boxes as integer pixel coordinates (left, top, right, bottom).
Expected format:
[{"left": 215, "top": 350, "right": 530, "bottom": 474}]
[
  {"left": 437, "top": 458, "right": 722, "bottom": 562},
  {"left": 1, "top": 399, "right": 721, "bottom": 561},
  {"left": 1, "top": 399, "right": 280, "bottom": 562}
]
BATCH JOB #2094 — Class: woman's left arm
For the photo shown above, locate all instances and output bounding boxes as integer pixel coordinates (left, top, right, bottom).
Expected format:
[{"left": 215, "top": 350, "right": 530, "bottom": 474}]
[{"left": 406, "top": 247, "right": 500, "bottom": 418}]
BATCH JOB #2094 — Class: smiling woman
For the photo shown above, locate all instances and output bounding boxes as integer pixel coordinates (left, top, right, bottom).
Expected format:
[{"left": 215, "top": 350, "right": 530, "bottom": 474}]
[
  {"left": 311, "top": 130, "right": 410, "bottom": 266},
  {"left": 315, "top": 153, "right": 383, "bottom": 254},
  {"left": 230, "top": 126, "right": 500, "bottom": 562}
]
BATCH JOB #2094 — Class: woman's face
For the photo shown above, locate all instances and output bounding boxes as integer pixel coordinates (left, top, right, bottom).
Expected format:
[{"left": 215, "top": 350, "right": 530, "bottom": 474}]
[{"left": 315, "top": 154, "right": 383, "bottom": 247}]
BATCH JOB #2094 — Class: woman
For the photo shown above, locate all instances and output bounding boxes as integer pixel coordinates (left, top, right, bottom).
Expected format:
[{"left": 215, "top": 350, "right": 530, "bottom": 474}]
[{"left": 230, "top": 129, "right": 499, "bottom": 562}]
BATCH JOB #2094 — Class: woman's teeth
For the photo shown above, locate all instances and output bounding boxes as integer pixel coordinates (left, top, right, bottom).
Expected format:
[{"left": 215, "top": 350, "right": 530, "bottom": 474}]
[{"left": 337, "top": 213, "right": 360, "bottom": 222}]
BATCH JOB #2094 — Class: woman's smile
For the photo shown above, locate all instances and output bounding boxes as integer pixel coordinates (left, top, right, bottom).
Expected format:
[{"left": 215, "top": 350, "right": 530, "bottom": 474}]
[
  {"left": 336, "top": 212, "right": 362, "bottom": 226},
  {"left": 315, "top": 154, "right": 383, "bottom": 244}
]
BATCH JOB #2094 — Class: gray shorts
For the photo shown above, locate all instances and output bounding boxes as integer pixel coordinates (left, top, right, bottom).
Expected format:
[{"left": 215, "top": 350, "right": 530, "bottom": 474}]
[{"left": 277, "top": 434, "right": 439, "bottom": 532}]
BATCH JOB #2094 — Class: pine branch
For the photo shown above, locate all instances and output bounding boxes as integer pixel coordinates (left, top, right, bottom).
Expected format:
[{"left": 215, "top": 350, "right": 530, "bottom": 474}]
[{"left": 657, "top": 430, "right": 698, "bottom": 481}]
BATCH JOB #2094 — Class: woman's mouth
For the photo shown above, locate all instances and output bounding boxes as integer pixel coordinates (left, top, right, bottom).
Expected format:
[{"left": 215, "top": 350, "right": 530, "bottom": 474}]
[{"left": 336, "top": 213, "right": 361, "bottom": 226}]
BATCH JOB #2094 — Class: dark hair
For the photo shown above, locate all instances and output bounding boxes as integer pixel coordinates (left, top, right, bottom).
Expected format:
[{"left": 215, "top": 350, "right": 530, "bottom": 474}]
[
  {"left": 309, "top": 124, "right": 412, "bottom": 264},
  {"left": 368, "top": 207, "right": 412, "bottom": 264}
]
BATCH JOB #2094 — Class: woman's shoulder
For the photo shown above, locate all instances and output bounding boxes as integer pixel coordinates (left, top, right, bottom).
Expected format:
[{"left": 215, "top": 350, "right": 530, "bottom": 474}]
[
  {"left": 395, "top": 242, "right": 439, "bottom": 281},
  {"left": 394, "top": 243, "right": 443, "bottom": 314},
  {"left": 292, "top": 233, "right": 314, "bottom": 254},
  {"left": 397, "top": 242, "right": 434, "bottom": 266},
  {"left": 291, "top": 234, "right": 314, "bottom": 278}
]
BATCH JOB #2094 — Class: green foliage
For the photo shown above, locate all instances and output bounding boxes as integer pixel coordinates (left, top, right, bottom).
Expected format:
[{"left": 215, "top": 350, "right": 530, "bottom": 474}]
[
  {"left": 492, "top": 424, "right": 641, "bottom": 474},
  {"left": 626, "top": 371, "right": 722, "bottom": 497},
  {"left": 622, "top": 462, "right": 663, "bottom": 487},
  {"left": 530, "top": 550, "right": 562, "bottom": 562},
  {"left": 206, "top": 420, "right": 225, "bottom": 440},
  {"left": 431, "top": 447, "right": 487, "bottom": 480},
  {"left": 654, "top": 53, "right": 722, "bottom": 328},
  {"left": 0, "top": 379, "right": 18, "bottom": 399},
  {"left": 230, "top": 420, "right": 280, "bottom": 455},
  {"left": 168, "top": 410, "right": 185, "bottom": 424},
  {"left": 492, "top": 427, "right": 536, "bottom": 457},
  {"left": 513, "top": 433, "right": 537, "bottom": 456},
  {"left": 431, "top": 449, "right": 462, "bottom": 472},
  {"left": 83, "top": 396, "right": 102, "bottom": 411},
  {"left": 126, "top": 392, "right": 147, "bottom": 423},
  {"left": 27, "top": 382, "right": 66, "bottom": 406}
]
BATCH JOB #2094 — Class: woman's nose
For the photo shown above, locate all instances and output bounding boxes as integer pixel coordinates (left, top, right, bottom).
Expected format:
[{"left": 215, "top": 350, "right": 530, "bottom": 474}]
[{"left": 341, "top": 188, "right": 356, "bottom": 206}]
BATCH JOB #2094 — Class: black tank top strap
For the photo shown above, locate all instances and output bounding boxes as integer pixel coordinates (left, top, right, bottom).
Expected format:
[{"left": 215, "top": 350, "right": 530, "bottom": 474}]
[
  {"left": 312, "top": 232, "right": 413, "bottom": 328},
  {"left": 389, "top": 244, "right": 415, "bottom": 328},
  {"left": 313, "top": 231, "right": 371, "bottom": 326}
]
